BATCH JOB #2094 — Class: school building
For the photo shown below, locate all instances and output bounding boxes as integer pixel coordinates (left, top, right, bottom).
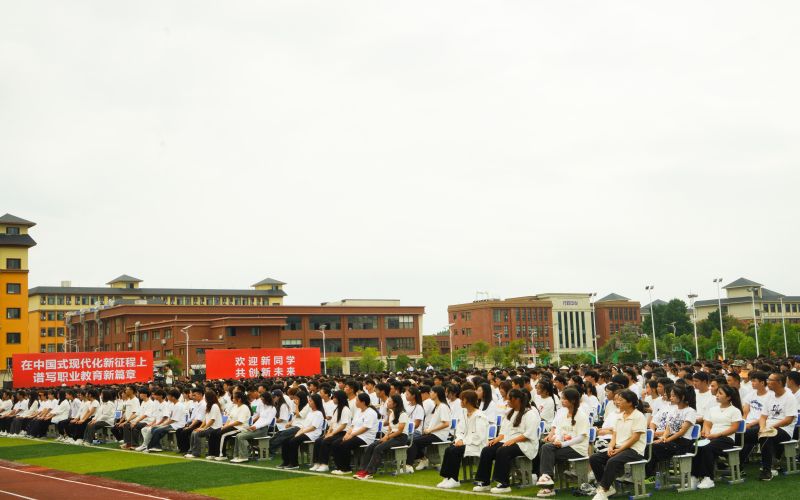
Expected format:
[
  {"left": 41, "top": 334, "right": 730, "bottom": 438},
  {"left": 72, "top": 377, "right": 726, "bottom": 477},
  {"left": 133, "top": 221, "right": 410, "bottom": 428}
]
[{"left": 693, "top": 277, "right": 800, "bottom": 325}]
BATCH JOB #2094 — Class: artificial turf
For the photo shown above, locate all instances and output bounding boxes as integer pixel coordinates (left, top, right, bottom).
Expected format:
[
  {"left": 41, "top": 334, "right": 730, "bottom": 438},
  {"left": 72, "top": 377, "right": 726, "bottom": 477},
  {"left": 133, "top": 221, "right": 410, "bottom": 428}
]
[{"left": 0, "top": 437, "right": 796, "bottom": 500}]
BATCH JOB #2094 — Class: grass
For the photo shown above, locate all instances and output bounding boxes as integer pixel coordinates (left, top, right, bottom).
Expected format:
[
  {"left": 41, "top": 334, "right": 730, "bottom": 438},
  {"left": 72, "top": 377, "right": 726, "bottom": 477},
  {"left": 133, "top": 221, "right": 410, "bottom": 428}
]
[{"left": 0, "top": 437, "right": 796, "bottom": 500}]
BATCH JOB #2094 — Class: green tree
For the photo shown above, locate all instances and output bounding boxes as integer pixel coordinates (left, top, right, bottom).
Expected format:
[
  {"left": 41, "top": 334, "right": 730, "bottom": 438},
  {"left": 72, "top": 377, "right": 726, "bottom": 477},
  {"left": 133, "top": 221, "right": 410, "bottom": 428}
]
[
  {"left": 738, "top": 337, "right": 757, "bottom": 359},
  {"left": 422, "top": 336, "right": 441, "bottom": 358},
  {"left": 505, "top": 340, "right": 526, "bottom": 366},
  {"left": 326, "top": 355, "right": 344, "bottom": 374},
  {"left": 355, "top": 347, "right": 384, "bottom": 373},
  {"left": 452, "top": 348, "right": 470, "bottom": 369},
  {"left": 489, "top": 347, "right": 505, "bottom": 367},
  {"left": 395, "top": 354, "right": 412, "bottom": 371},
  {"left": 166, "top": 356, "right": 183, "bottom": 376},
  {"left": 469, "top": 341, "right": 490, "bottom": 367}
]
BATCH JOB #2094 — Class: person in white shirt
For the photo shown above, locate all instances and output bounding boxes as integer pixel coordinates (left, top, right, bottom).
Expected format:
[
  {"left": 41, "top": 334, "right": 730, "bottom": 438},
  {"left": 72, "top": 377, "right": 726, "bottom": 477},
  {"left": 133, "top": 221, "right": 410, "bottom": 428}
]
[
  {"left": 536, "top": 387, "right": 591, "bottom": 496},
  {"left": 726, "top": 372, "right": 751, "bottom": 402},
  {"left": 355, "top": 393, "right": 410, "bottom": 480},
  {"left": 10, "top": 391, "right": 39, "bottom": 436},
  {"left": 436, "top": 389, "right": 489, "bottom": 489},
  {"left": 177, "top": 388, "right": 205, "bottom": 454},
  {"left": 186, "top": 389, "right": 224, "bottom": 459},
  {"left": 404, "top": 387, "right": 425, "bottom": 439},
  {"left": 112, "top": 386, "right": 141, "bottom": 442},
  {"left": 691, "top": 385, "right": 743, "bottom": 489},
  {"left": 446, "top": 384, "right": 463, "bottom": 422},
  {"left": 137, "top": 390, "right": 169, "bottom": 451},
  {"left": 535, "top": 380, "right": 558, "bottom": 431},
  {"left": 477, "top": 383, "right": 497, "bottom": 426},
  {"left": 28, "top": 391, "right": 56, "bottom": 438},
  {"left": 330, "top": 393, "right": 380, "bottom": 474},
  {"left": 146, "top": 389, "right": 187, "bottom": 452},
  {"left": 232, "top": 391, "right": 276, "bottom": 463},
  {"left": 47, "top": 391, "right": 72, "bottom": 440},
  {"left": 786, "top": 371, "right": 800, "bottom": 409},
  {"left": 280, "top": 393, "right": 326, "bottom": 469},
  {"left": 210, "top": 391, "right": 252, "bottom": 461},
  {"left": 320, "top": 386, "right": 336, "bottom": 420},
  {"left": 122, "top": 389, "right": 155, "bottom": 449},
  {"left": 692, "top": 372, "right": 716, "bottom": 422},
  {"left": 405, "top": 385, "right": 452, "bottom": 472},
  {"left": 0, "top": 392, "right": 28, "bottom": 435},
  {"left": 68, "top": 390, "right": 96, "bottom": 443},
  {"left": 311, "top": 390, "right": 351, "bottom": 472},
  {"left": 269, "top": 391, "right": 310, "bottom": 455},
  {"left": 473, "top": 388, "right": 541, "bottom": 495},
  {"left": 84, "top": 389, "right": 117, "bottom": 445},
  {"left": 757, "top": 372, "right": 798, "bottom": 480},
  {"left": 740, "top": 371, "right": 772, "bottom": 463},
  {"left": 644, "top": 384, "right": 697, "bottom": 477}
]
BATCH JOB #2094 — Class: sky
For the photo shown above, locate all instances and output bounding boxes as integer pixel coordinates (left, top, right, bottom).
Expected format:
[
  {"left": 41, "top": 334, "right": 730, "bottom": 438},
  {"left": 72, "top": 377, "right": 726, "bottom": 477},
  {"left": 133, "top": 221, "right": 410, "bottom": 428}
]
[{"left": 2, "top": 2, "right": 798, "bottom": 333}]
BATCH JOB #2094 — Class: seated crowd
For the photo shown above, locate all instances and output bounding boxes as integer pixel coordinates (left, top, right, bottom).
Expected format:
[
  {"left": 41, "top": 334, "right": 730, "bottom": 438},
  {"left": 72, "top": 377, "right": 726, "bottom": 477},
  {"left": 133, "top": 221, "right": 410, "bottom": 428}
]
[{"left": 1, "top": 357, "right": 799, "bottom": 499}]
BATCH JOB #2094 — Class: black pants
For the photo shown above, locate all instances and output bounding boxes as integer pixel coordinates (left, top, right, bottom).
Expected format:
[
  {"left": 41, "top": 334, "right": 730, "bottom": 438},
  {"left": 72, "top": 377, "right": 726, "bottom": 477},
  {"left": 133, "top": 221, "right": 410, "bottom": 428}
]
[
  {"left": 589, "top": 448, "right": 643, "bottom": 490},
  {"left": 439, "top": 444, "right": 468, "bottom": 480},
  {"left": 111, "top": 423, "right": 126, "bottom": 441},
  {"left": 123, "top": 422, "right": 146, "bottom": 446},
  {"left": 68, "top": 421, "right": 89, "bottom": 440},
  {"left": 269, "top": 427, "right": 299, "bottom": 454},
  {"left": 406, "top": 433, "right": 439, "bottom": 465},
  {"left": 56, "top": 419, "right": 69, "bottom": 436},
  {"left": 538, "top": 443, "right": 583, "bottom": 478},
  {"left": 645, "top": 438, "right": 693, "bottom": 476},
  {"left": 760, "top": 428, "right": 792, "bottom": 470},
  {"left": 691, "top": 436, "right": 733, "bottom": 478},
  {"left": 29, "top": 418, "right": 52, "bottom": 438},
  {"left": 740, "top": 426, "right": 760, "bottom": 463},
  {"left": 282, "top": 434, "right": 310, "bottom": 466},
  {"left": 207, "top": 428, "right": 227, "bottom": 457},
  {"left": 475, "top": 442, "right": 525, "bottom": 486},
  {"left": 176, "top": 424, "right": 199, "bottom": 453},
  {"left": 10, "top": 417, "right": 31, "bottom": 434},
  {"left": 84, "top": 421, "right": 111, "bottom": 442},
  {"left": 361, "top": 435, "right": 408, "bottom": 474},
  {"left": 0, "top": 416, "right": 13, "bottom": 432},
  {"left": 332, "top": 436, "right": 366, "bottom": 472},
  {"left": 313, "top": 431, "right": 345, "bottom": 464}
]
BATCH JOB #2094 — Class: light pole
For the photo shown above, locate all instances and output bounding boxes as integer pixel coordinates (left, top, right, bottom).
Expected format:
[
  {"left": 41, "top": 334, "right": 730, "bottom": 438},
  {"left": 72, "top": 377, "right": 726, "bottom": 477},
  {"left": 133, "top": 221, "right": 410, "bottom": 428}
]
[
  {"left": 315, "top": 325, "right": 327, "bottom": 375},
  {"left": 780, "top": 296, "right": 789, "bottom": 357},
  {"left": 645, "top": 285, "right": 659, "bottom": 360},
  {"left": 688, "top": 293, "right": 699, "bottom": 360},
  {"left": 134, "top": 321, "right": 141, "bottom": 351},
  {"left": 747, "top": 287, "right": 760, "bottom": 357},
  {"left": 447, "top": 323, "right": 456, "bottom": 369},
  {"left": 713, "top": 278, "right": 727, "bottom": 359},
  {"left": 589, "top": 292, "right": 598, "bottom": 363},
  {"left": 181, "top": 325, "right": 193, "bottom": 378}
]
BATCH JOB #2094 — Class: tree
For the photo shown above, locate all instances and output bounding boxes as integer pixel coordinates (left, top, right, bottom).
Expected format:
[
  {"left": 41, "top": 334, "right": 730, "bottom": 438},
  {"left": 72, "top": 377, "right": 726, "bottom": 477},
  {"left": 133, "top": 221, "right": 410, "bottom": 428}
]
[
  {"left": 489, "top": 347, "right": 505, "bottom": 367},
  {"left": 738, "top": 337, "right": 757, "bottom": 359},
  {"left": 166, "top": 356, "right": 183, "bottom": 376},
  {"left": 641, "top": 298, "right": 695, "bottom": 339},
  {"left": 422, "top": 336, "right": 441, "bottom": 358},
  {"left": 326, "top": 355, "right": 344, "bottom": 374},
  {"left": 469, "top": 341, "right": 490, "bottom": 367},
  {"left": 452, "top": 348, "right": 470, "bottom": 369},
  {"left": 355, "top": 347, "right": 384, "bottom": 373},
  {"left": 505, "top": 340, "right": 526, "bottom": 366},
  {"left": 395, "top": 354, "right": 412, "bottom": 371}
]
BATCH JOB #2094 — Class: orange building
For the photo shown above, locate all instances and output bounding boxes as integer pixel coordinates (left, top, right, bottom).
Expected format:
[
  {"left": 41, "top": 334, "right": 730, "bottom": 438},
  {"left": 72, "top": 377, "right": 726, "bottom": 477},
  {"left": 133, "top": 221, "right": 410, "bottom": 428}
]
[{"left": 593, "top": 293, "right": 641, "bottom": 347}]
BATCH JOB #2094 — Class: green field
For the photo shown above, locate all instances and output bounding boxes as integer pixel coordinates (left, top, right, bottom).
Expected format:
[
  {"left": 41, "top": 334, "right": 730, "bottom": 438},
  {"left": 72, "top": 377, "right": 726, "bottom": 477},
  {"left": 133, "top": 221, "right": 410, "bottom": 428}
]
[{"left": 0, "top": 437, "right": 792, "bottom": 499}]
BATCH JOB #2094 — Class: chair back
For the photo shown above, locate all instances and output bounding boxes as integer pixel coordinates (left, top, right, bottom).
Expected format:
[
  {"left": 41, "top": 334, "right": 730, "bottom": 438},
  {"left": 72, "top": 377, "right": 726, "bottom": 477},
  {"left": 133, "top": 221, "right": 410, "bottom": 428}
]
[
  {"left": 588, "top": 427, "right": 597, "bottom": 443},
  {"left": 538, "top": 420, "right": 546, "bottom": 439},
  {"left": 496, "top": 414, "right": 502, "bottom": 428},
  {"left": 735, "top": 420, "right": 745, "bottom": 447},
  {"left": 644, "top": 428, "right": 654, "bottom": 460},
  {"left": 377, "top": 420, "right": 384, "bottom": 435},
  {"left": 222, "top": 415, "right": 229, "bottom": 425},
  {"left": 114, "top": 410, "right": 122, "bottom": 420},
  {"left": 488, "top": 424, "right": 497, "bottom": 440},
  {"left": 407, "top": 421, "right": 415, "bottom": 445}
]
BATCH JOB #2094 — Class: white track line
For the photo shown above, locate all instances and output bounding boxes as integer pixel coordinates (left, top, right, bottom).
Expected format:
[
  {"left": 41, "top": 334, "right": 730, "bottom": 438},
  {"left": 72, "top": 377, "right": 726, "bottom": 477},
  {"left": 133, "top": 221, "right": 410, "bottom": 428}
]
[
  {"left": 0, "top": 490, "right": 38, "bottom": 500},
  {"left": 0, "top": 465, "right": 170, "bottom": 500},
  {"left": 13, "top": 437, "right": 532, "bottom": 500}
]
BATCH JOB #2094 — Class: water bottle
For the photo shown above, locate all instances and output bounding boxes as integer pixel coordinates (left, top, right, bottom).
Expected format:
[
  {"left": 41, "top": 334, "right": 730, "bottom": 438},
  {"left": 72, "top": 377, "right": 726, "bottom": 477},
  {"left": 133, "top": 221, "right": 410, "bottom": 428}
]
[{"left": 654, "top": 471, "right": 662, "bottom": 490}]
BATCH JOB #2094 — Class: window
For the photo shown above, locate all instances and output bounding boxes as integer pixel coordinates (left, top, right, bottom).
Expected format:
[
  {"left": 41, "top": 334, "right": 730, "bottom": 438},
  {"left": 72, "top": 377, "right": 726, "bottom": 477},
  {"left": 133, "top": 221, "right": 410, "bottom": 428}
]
[
  {"left": 281, "top": 339, "right": 303, "bottom": 348},
  {"left": 309, "top": 315, "right": 341, "bottom": 330},
  {"left": 57, "top": 328, "right": 64, "bottom": 337},
  {"left": 56, "top": 311, "right": 65, "bottom": 321},
  {"left": 164, "top": 349, "right": 173, "bottom": 358},
  {"left": 348, "top": 338, "right": 379, "bottom": 351},
  {"left": 387, "top": 337, "right": 415, "bottom": 351},
  {"left": 57, "top": 344, "right": 65, "bottom": 352},
  {"left": 226, "top": 327, "right": 236, "bottom": 337},
  {"left": 195, "top": 348, "right": 206, "bottom": 355},
  {"left": 6, "top": 308, "right": 21, "bottom": 319},
  {"left": 492, "top": 309, "right": 509, "bottom": 322},
  {"left": 47, "top": 312, "right": 56, "bottom": 321},
  {"left": 153, "top": 350, "right": 161, "bottom": 359},
  {"left": 153, "top": 330, "right": 160, "bottom": 340},
  {"left": 283, "top": 316, "right": 303, "bottom": 331},
  {"left": 47, "top": 296, "right": 55, "bottom": 305},
  {"left": 6, "top": 226, "right": 20, "bottom": 235},
  {"left": 40, "top": 344, "right": 46, "bottom": 353},
  {"left": 347, "top": 315, "right": 377, "bottom": 330},
  {"left": 47, "top": 344, "right": 56, "bottom": 353},
  {"left": 309, "top": 338, "right": 342, "bottom": 353},
  {"left": 47, "top": 328, "right": 55, "bottom": 337},
  {"left": 770, "top": 303, "right": 776, "bottom": 313},
  {"left": 251, "top": 327, "right": 261, "bottom": 336},
  {"left": 5, "top": 332, "right": 21, "bottom": 344},
  {"left": 385, "top": 315, "right": 414, "bottom": 329},
  {"left": 164, "top": 328, "right": 172, "bottom": 339},
  {"left": 140, "top": 332, "right": 148, "bottom": 342},
  {"left": 6, "top": 259, "right": 21, "bottom": 270},
  {"left": 5, "top": 283, "right": 20, "bottom": 294}
]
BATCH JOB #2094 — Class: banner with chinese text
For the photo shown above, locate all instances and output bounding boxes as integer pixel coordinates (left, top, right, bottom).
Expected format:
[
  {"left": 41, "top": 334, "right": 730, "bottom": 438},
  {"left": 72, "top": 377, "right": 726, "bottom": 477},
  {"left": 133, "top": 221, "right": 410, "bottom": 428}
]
[
  {"left": 12, "top": 352, "right": 153, "bottom": 388},
  {"left": 205, "top": 348, "right": 320, "bottom": 379}
]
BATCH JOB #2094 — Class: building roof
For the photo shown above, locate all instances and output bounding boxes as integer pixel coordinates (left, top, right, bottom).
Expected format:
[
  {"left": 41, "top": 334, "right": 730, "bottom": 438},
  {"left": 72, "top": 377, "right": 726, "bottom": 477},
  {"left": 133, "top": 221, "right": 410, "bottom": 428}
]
[
  {"left": 597, "top": 293, "right": 630, "bottom": 303},
  {"left": 0, "top": 213, "right": 36, "bottom": 227},
  {"left": 761, "top": 288, "right": 786, "bottom": 299},
  {"left": 723, "top": 277, "right": 763, "bottom": 289},
  {"left": 251, "top": 277, "right": 286, "bottom": 286},
  {"left": 106, "top": 274, "right": 143, "bottom": 284},
  {"left": 0, "top": 234, "right": 37, "bottom": 248},
  {"left": 28, "top": 285, "right": 287, "bottom": 297},
  {"left": 641, "top": 299, "right": 668, "bottom": 311}
]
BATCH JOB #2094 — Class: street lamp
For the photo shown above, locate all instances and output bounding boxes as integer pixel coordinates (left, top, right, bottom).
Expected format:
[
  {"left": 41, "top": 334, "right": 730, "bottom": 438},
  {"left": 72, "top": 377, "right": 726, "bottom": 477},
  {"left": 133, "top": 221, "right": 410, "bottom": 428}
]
[
  {"left": 780, "top": 296, "right": 789, "bottom": 357},
  {"left": 712, "top": 278, "right": 727, "bottom": 359},
  {"left": 315, "top": 324, "right": 328, "bottom": 375},
  {"left": 181, "top": 325, "right": 193, "bottom": 378},
  {"left": 447, "top": 323, "right": 456, "bottom": 369},
  {"left": 134, "top": 321, "right": 141, "bottom": 351},
  {"left": 589, "top": 292, "right": 598, "bottom": 363},
  {"left": 645, "top": 285, "right": 659, "bottom": 360},
  {"left": 688, "top": 293, "right": 699, "bottom": 360},
  {"left": 747, "top": 287, "right": 760, "bottom": 357}
]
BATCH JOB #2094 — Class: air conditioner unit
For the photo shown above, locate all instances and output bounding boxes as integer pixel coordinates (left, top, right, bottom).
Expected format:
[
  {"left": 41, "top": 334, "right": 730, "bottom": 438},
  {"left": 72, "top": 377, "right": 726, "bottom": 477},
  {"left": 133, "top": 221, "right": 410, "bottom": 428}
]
[
  {"left": 127, "top": 342, "right": 132, "bottom": 348},
  {"left": 161, "top": 340, "right": 166, "bottom": 345}
]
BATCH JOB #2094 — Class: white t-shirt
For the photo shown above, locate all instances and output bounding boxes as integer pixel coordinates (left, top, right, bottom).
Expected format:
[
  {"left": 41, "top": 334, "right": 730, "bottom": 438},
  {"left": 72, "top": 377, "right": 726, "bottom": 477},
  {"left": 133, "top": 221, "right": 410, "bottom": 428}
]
[
  {"left": 665, "top": 406, "right": 697, "bottom": 435},
  {"left": 386, "top": 411, "right": 409, "bottom": 434},
  {"left": 614, "top": 410, "right": 648, "bottom": 455},
  {"left": 229, "top": 403, "right": 252, "bottom": 432},
  {"left": 304, "top": 410, "right": 326, "bottom": 441},
  {"left": 425, "top": 402, "right": 452, "bottom": 441},
  {"left": 51, "top": 400, "right": 71, "bottom": 424},
  {"left": 448, "top": 398, "right": 463, "bottom": 421},
  {"left": 552, "top": 407, "right": 591, "bottom": 456},
  {"left": 275, "top": 404, "right": 291, "bottom": 431},
  {"left": 205, "top": 403, "right": 223, "bottom": 429},
  {"left": 695, "top": 391, "right": 716, "bottom": 419},
  {"left": 706, "top": 404, "right": 742, "bottom": 436},
  {"left": 351, "top": 407, "right": 380, "bottom": 445},
  {"left": 406, "top": 404, "right": 425, "bottom": 431},
  {"left": 323, "top": 399, "right": 336, "bottom": 419},
  {"left": 763, "top": 391, "right": 798, "bottom": 437},
  {"left": 744, "top": 390, "right": 773, "bottom": 424},
  {"left": 537, "top": 396, "right": 557, "bottom": 429},
  {"left": 169, "top": 402, "right": 188, "bottom": 430},
  {"left": 123, "top": 397, "right": 141, "bottom": 420}
]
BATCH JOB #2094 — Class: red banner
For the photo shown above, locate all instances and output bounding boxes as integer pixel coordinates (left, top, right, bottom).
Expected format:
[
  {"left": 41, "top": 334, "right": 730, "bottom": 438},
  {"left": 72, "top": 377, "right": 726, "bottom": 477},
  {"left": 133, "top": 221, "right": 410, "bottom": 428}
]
[
  {"left": 205, "top": 348, "right": 320, "bottom": 379},
  {"left": 12, "top": 351, "right": 153, "bottom": 388}
]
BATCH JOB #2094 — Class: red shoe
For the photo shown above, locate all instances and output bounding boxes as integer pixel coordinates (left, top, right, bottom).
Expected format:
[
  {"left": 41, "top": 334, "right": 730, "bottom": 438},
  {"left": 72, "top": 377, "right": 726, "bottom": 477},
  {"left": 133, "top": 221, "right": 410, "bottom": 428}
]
[{"left": 353, "top": 470, "right": 367, "bottom": 478}]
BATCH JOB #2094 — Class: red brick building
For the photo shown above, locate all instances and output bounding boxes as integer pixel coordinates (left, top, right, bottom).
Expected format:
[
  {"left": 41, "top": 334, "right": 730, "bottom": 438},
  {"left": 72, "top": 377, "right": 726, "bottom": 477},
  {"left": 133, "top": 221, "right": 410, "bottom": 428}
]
[
  {"left": 593, "top": 293, "right": 641, "bottom": 347},
  {"left": 66, "top": 301, "right": 424, "bottom": 375},
  {"left": 447, "top": 297, "right": 553, "bottom": 359}
]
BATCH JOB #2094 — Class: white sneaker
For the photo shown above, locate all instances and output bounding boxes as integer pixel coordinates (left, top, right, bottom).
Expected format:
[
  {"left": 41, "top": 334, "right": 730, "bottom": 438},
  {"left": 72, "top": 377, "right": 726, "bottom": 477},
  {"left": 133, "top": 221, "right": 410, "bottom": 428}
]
[
  {"left": 185, "top": 454, "right": 197, "bottom": 458},
  {"left": 490, "top": 484, "right": 511, "bottom": 494},
  {"left": 473, "top": 483, "right": 491, "bottom": 492},
  {"left": 442, "top": 478, "right": 460, "bottom": 489},
  {"left": 149, "top": 448, "right": 162, "bottom": 452},
  {"left": 606, "top": 485, "right": 616, "bottom": 497},
  {"left": 537, "top": 474, "right": 554, "bottom": 486},
  {"left": 330, "top": 470, "right": 348, "bottom": 475},
  {"left": 415, "top": 457, "right": 429, "bottom": 471},
  {"left": 134, "top": 445, "right": 147, "bottom": 451},
  {"left": 310, "top": 464, "right": 320, "bottom": 471},
  {"left": 215, "top": 456, "right": 228, "bottom": 461},
  {"left": 231, "top": 458, "right": 248, "bottom": 463},
  {"left": 316, "top": 465, "right": 329, "bottom": 472},
  {"left": 205, "top": 456, "right": 215, "bottom": 460},
  {"left": 437, "top": 479, "right": 449, "bottom": 488},
  {"left": 20, "top": 431, "right": 27, "bottom": 436},
  {"left": 74, "top": 439, "right": 84, "bottom": 445},
  {"left": 403, "top": 464, "right": 415, "bottom": 474},
  {"left": 697, "top": 477, "right": 715, "bottom": 489},
  {"left": 591, "top": 489, "right": 608, "bottom": 500}
]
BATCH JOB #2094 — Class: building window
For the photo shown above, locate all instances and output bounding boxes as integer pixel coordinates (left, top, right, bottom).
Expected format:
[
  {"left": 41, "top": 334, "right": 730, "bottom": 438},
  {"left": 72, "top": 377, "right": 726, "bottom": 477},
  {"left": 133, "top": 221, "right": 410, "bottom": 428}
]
[
  {"left": 226, "top": 327, "right": 236, "bottom": 337},
  {"left": 164, "top": 349, "right": 173, "bottom": 358},
  {"left": 251, "top": 327, "right": 261, "bottom": 336},
  {"left": 6, "top": 258, "right": 21, "bottom": 270},
  {"left": 164, "top": 328, "right": 172, "bottom": 339},
  {"left": 385, "top": 315, "right": 414, "bottom": 329},
  {"left": 347, "top": 315, "right": 377, "bottom": 330},
  {"left": 6, "top": 308, "right": 21, "bottom": 319},
  {"left": 57, "top": 328, "right": 65, "bottom": 337},
  {"left": 153, "top": 330, "right": 160, "bottom": 340},
  {"left": 281, "top": 339, "right": 303, "bottom": 348},
  {"left": 387, "top": 337, "right": 415, "bottom": 351},
  {"left": 4, "top": 357, "right": 10, "bottom": 369},
  {"left": 309, "top": 315, "right": 341, "bottom": 330},
  {"left": 56, "top": 311, "right": 65, "bottom": 321},
  {"left": 47, "top": 328, "right": 55, "bottom": 337},
  {"left": 309, "top": 338, "right": 342, "bottom": 353},
  {"left": 195, "top": 348, "right": 206, "bottom": 355},
  {"left": 47, "top": 344, "right": 56, "bottom": 353},
  {"left": 5, "top": 283, "right": 20, "bottom": 294},
  {"left": 57, "top": 344, "right": 65, "bottom": 352},
  {"left": 140, "top": 332, "right": 148, "bottom": 342},
  {"left": 47, "top": 311, "right": 55, "bottom": 321},
  {"left": 5, "top": 332, "right": 21, "bottom": 344},
  {"left": 349, "top": 338, "right": 379, "bottom": 351},
  {"left": 492, "top": 309, "right": 509, "bottom": 323},
  {"left": 153, "top": 350, "right": 160, "bottom": 359},
  {"left": 6, "top": 226, "right": 20, "bottom": 235},
  {"left": 40, "top": 344, "right": 46, "bottom": 353},
  {"left": 283, "top": 316, "right": 303, "bottom": 331}
]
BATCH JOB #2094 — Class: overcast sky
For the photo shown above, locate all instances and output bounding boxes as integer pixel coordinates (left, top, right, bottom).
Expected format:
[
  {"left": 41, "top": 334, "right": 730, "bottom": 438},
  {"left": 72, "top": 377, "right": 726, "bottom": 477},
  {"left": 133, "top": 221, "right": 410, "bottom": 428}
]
[{"left": 2, "top": 2, "right": 798, "bottom": 333}]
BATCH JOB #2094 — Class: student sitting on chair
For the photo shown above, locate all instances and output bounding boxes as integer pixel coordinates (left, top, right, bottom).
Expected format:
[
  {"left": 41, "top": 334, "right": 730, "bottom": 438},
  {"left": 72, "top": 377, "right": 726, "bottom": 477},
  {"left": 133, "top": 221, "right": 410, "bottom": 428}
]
[
  {"left": 279, "top": 393, "right": 326, "bottom": 469},
  {"left": 437, "top": 389, "right": 488, "bottom": 489},
  {"left": 311, "top": 390, "right": 351, "bottom": 471},
  {"left": 210, "top": 391, "right": 252, "bottom": 461},
  {"left": 232, "top": 391, "right": 276, "bottom": 463},
  {"left": 185, "top": 389, "right": 224, "bottom": 459},
  {"left": 690, "top": 384, "right": 743, "bottom": 489},
  {"left": 645, "top": 384, "right": 697, "bottom": 478},
  {"left": 405, "top": 385, "right": 451, "bottom": 472},
  {"left": 355, "top": 393, "right": 409, "bottom": 480}
]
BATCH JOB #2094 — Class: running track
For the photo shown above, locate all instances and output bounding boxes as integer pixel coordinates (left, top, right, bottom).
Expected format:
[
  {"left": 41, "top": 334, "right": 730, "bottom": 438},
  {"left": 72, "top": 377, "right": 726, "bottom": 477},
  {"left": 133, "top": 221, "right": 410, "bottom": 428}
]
[{"left": 0, "top": 460, "right": 212, "bottom": 500}]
